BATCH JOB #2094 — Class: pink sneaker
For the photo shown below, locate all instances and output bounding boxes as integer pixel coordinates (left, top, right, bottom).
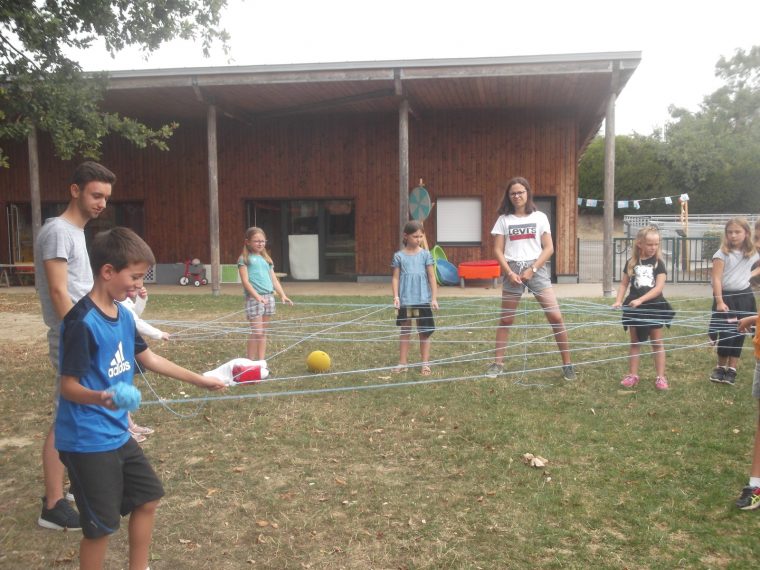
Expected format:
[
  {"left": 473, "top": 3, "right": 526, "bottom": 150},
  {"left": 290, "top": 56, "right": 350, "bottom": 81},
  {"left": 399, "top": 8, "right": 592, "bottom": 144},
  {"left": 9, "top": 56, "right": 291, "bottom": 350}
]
[
  {"left": 655, "top": 376, "right": 669, "bottom": 390},
  {"left": 620, "top": 374, "right": 639, "bottom": 388}
]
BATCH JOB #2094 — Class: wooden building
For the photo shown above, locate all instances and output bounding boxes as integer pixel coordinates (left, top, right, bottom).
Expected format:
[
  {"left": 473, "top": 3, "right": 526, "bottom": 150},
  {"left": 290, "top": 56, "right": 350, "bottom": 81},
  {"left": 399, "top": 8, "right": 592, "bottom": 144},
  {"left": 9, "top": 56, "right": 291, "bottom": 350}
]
[{"left": 0, "top": 53, "right": 640, "bottom": 286}]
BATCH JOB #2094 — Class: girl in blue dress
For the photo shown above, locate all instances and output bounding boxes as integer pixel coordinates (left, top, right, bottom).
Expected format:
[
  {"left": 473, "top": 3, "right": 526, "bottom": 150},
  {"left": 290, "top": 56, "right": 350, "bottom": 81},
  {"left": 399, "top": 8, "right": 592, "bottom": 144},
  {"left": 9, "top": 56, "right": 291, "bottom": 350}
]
[{"left": 391, "top": 221, "right": 439, "bottom": 375}]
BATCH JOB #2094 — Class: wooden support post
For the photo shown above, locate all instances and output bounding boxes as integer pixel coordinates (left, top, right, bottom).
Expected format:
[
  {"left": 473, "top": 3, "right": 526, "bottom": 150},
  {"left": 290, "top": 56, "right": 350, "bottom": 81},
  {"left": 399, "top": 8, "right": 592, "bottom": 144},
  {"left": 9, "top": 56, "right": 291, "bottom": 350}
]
[
  {"left": 207, "top": 104, "right": 221, "bottom": 296},
  {"left": 602, "top": 65, "right": 619, "bottom": 297},
  {"left": 28, "top": 128, "right": 42, "bottom": 247},
  {"left": 399, "top": 99, "right": 410, "bottom": 247}
]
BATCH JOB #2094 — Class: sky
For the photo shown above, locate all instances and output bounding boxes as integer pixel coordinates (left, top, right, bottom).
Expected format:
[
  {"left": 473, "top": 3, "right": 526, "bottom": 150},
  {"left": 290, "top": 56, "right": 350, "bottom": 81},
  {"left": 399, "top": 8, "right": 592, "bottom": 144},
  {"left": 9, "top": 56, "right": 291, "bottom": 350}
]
[{"left": 71, "top": 0, "right": 760, "bottom": 135}]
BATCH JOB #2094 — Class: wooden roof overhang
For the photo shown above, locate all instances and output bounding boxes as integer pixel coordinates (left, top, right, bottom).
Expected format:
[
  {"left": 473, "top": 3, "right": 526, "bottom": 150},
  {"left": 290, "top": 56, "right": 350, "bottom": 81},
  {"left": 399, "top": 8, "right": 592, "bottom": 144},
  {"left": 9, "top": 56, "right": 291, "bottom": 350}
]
[{"left": 102, "top": 52, "right": 640, "bottom": 150}]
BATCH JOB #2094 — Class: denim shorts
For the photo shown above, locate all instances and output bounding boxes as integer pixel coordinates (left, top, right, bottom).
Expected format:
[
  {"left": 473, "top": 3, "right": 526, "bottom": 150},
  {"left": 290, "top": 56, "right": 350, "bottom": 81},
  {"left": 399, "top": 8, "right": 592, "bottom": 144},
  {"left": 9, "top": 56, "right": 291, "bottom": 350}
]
[
  {"left": 502, "top": 260, "right": 552, "bottom": 295},
  {"left": 245, "top": 293, "right": 276, "bottom": 319}
]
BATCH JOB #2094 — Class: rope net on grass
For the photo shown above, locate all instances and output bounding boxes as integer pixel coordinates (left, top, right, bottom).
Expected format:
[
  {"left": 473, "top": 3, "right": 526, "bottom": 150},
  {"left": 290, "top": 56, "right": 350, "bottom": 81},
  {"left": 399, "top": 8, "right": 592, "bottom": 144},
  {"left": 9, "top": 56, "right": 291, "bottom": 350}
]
[{"left": 134, "top": 290, "right": 743, "bottom": 415}]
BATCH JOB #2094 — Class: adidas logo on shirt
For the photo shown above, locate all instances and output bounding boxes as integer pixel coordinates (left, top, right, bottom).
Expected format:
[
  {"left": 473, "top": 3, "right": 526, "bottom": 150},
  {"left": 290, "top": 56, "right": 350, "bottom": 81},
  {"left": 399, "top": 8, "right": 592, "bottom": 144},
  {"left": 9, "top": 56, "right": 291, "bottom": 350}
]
[{"left": 108, "top": 341, "right": 131, "bottom": 378}]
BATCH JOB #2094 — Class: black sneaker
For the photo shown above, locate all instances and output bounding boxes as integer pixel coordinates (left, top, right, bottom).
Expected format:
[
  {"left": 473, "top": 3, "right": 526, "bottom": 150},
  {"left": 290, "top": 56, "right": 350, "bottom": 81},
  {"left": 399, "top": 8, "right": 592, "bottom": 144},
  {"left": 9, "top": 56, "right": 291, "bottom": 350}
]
[
  {"left": 38, "top": 497, "right": 81, "bottom": 530},
  {"left": 736, "top": 486, "right": 760, "bottom": 510},
  {"left": 724, "top": 368, "right": 737, "bottom": 386},
  {"left": 709, "top": 367, "right": 726, "bottom": 383}
]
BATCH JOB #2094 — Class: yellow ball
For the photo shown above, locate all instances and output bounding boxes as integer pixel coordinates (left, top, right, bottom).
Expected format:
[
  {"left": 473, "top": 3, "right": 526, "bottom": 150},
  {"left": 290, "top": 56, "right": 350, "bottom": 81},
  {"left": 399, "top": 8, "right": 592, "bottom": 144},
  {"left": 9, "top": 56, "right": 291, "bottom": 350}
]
[{"left": 306, "top": 350, "right": 331, "bottom": 373}]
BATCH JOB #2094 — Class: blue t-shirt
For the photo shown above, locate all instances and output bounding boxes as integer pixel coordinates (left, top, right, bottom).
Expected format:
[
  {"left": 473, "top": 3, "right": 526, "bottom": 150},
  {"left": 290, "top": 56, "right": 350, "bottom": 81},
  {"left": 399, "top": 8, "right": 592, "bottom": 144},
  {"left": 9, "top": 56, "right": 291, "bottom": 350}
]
[
  {"left": 237, "top": 253, "right": 274, "bottom": 295},
  {"left": 391, "top": 249, "right": 434, "bottom": 306},
  {"left": 55, "top": 295, "right": 148, "bottom": 453}
]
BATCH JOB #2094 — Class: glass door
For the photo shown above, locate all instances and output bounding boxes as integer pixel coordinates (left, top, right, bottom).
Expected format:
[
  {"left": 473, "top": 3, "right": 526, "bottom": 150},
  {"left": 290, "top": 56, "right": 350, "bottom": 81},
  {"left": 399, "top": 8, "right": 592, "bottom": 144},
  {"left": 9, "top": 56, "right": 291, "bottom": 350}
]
[
  {"left": 7, "top": 204, "right": 33, "bottom": 262},
  {"left": 287, "top": 201, "right": 320, "bottom": 279},
  {"left": 324, "top": 200, "right": 356, "bottom": 278},
  {"left": 534, "top": 197, "right": 556, "bottom": 282},
  {"left": 247, "top": 200, "right": 284, "bottom": 271},
  {"left": 246, "top": 199, "right": 356, "bottom": 280}
]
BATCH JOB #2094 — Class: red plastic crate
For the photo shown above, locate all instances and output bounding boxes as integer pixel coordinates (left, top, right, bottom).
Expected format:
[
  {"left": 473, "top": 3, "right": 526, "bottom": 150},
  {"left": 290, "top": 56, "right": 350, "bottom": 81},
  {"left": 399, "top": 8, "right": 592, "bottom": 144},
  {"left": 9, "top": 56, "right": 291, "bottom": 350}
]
[{"left": 457, "top": 260, "right": 501, "bottom": 287}]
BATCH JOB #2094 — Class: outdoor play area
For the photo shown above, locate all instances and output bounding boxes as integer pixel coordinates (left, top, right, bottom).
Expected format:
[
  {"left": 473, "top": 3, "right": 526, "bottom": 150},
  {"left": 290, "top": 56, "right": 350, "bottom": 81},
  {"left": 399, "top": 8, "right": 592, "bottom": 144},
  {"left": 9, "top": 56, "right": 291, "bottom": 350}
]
[{"left": 1, "top": 289, "right": 758, "bottom": 568}]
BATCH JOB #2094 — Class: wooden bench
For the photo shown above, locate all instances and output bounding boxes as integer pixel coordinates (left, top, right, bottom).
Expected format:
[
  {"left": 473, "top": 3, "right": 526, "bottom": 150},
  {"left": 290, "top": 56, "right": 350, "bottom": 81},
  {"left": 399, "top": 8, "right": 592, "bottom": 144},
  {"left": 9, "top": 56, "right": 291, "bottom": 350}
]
[{"left": 0, "top": 263, "right": 35, "bottom": 286}]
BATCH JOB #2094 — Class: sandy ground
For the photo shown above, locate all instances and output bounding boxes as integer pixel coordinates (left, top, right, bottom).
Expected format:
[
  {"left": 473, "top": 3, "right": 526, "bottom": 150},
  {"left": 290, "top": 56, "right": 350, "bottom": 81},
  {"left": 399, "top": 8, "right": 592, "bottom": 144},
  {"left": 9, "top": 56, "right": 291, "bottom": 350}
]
[{"left": 0, "top": 311, "right": 47, "bottom": 344}]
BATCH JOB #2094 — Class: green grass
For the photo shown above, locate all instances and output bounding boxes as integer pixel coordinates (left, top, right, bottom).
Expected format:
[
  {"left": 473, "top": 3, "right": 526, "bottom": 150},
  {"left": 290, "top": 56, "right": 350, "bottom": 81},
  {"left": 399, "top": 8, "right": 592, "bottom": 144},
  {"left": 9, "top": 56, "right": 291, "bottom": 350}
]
[{"left": 1, "top": 292, "right": 758, "bottom": 569}]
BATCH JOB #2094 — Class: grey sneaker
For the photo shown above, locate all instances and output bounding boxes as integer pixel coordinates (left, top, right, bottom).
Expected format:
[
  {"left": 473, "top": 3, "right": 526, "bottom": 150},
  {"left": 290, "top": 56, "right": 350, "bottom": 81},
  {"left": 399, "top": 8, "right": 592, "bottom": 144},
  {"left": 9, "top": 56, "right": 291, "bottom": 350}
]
[
  {"left": 710, "top": 366, "right": 726, "bottom": 383},
  {"left": 38, "top": 497, "right": 81, "bottom": 530},
  {"left": 562, "top": 364, "right": 577, "bottom": 381},
  {"left": 485, "top": 363, "right": 504, "bottom": 378},
  {"left": 723, "top": 368, "right": 737, "bottom": 386}
]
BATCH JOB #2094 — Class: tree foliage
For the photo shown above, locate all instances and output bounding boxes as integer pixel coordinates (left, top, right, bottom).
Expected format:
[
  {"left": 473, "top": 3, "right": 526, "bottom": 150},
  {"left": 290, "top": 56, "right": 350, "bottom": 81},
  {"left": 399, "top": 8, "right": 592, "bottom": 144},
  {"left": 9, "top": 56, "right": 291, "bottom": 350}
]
[
  {"left": 0, "top": 0, "right": 229, "bottom": 167},
  {"left": 578, "top": 134, "right": 676, "bottom": 215},
  {"left": 662, "top": 46, "right": 760, "bottom": 213},
  {"left": 580, "top": 46, "right": 760, "bottom": 216}
]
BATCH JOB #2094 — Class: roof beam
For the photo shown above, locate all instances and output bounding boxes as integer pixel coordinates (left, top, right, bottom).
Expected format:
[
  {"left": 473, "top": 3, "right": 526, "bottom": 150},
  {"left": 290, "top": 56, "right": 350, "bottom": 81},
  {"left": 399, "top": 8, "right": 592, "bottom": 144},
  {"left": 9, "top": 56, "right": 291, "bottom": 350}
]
[
  {"left": 400, "top": 61, "right": 615, "bottom": 80},
  {"left": 394, "top": 71, "right": 418, "bottom": 120},
  {"left": 192, "top": 78, "right": 256, "bottom": 126},
  {"left": 107, "top": 69, "right": 395, "bottom": 90},
  {"left": 254, "top": 87, "right": 397, "bottom": 120}
]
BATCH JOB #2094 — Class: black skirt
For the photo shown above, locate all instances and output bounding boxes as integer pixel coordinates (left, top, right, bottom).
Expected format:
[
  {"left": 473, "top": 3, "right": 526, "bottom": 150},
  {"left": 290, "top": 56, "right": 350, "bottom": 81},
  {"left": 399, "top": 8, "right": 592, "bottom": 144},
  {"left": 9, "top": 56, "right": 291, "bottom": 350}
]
[{"left": 622, "top": 296, "right": 675, "bottom": 342}]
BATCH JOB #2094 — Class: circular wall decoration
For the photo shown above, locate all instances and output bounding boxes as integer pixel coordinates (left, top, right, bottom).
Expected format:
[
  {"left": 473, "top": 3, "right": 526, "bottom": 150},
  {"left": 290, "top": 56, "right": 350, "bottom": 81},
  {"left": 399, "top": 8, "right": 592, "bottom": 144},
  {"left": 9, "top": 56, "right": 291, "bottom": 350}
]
[{"left": 409, "top": 186, "right": 432, "bottom": 221}]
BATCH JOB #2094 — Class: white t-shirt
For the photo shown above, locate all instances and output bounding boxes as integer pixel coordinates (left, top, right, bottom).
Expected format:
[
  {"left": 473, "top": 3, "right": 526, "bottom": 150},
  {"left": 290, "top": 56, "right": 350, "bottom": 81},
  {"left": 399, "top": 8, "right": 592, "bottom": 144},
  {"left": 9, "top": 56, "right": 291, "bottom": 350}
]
[
  {"left": 34, "top": 216, "right": 93, "bottom": 330},
  {"left": 491, "top": 211, "right": 551, "bottom": 261},
  {"left": 712, "top": 249, "right": 760, "bottom": 291}
]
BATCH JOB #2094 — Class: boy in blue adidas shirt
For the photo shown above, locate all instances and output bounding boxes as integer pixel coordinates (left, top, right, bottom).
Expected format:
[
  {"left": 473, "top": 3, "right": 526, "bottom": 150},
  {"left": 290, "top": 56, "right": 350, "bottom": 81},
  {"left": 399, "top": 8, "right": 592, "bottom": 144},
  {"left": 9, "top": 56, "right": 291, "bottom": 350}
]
[{"left": 56, "top": 227, "right": 225, "bottom": 570}]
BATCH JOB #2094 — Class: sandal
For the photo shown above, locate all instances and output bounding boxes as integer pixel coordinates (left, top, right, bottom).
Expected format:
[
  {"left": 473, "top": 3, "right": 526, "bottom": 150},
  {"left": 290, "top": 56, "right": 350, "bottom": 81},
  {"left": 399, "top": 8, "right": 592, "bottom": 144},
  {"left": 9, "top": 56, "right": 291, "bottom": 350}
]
[
  {"left": 421, "top": 365, "right": 432, "bottom": 376},
  {"left": 131, "top": 432, "right": 147, "bottom": 443},
  {"left": 129, "top": 424, "right": 155, "bottom": 435},
  {"left": 391, "top": 365, "right": 408, "bottom": 373}
]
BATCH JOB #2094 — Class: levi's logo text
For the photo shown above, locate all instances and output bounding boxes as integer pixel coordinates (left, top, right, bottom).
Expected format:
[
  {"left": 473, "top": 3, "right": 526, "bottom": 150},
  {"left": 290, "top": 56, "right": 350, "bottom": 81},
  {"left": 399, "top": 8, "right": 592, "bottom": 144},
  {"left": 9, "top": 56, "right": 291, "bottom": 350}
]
[
  {"left": 508, "top": 223, "right": 537, "bottom": 241},
  {"left": 108, "top": 341, "right": 131, "bottom": 378}
]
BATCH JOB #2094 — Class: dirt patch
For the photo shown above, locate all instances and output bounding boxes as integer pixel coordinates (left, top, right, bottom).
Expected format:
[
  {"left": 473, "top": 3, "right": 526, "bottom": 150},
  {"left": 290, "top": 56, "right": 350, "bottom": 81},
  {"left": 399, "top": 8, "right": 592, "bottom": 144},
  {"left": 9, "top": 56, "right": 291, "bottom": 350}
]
[
  {"left": 0, "top": 436, "right": 35, "bottom": 450},
  {"left": 0, "top": 311, "right": 47, "bottom": 343}
]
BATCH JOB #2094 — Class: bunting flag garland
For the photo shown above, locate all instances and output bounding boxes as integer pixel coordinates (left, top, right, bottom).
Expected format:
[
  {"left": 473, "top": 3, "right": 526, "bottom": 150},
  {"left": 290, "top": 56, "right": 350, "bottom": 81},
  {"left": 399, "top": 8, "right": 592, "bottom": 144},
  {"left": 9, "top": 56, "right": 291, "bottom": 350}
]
[{"left": 577, "top": 193, "right": 689, "bottom": 210}]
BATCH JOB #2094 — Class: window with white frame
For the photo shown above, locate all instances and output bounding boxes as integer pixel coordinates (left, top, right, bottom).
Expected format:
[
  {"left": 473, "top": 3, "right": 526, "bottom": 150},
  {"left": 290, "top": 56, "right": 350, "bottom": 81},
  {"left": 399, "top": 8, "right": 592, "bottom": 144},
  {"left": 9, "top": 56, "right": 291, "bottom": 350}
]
[{"left": 436, "top": 197, "right": 482, "bottom": 244}]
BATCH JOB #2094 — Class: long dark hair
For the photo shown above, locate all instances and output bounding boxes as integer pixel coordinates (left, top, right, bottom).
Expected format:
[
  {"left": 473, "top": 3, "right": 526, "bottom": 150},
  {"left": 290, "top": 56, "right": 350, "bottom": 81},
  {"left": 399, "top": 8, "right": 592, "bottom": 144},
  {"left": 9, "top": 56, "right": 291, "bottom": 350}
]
[{"left": 497, "top": 176, "right": 537, "bottom": 216}]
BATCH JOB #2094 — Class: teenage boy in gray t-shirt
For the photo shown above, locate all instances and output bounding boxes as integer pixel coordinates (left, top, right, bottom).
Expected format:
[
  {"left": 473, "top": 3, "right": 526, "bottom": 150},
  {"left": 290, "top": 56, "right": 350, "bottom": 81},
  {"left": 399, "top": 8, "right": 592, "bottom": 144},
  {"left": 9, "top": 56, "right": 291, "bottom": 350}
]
[{"left": 33, "top": 161, "right": 115, "bottom": 530}]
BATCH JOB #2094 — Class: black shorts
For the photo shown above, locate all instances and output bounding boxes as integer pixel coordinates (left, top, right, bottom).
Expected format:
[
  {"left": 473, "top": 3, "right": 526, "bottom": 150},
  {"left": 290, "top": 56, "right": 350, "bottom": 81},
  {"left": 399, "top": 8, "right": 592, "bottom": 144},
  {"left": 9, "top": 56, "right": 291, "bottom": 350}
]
[
  {"left": 59, "top": 437, "right": 165, "bottom": 539},
  {"left": 396, "top": 304, "right": 435, "bottom": 335}
]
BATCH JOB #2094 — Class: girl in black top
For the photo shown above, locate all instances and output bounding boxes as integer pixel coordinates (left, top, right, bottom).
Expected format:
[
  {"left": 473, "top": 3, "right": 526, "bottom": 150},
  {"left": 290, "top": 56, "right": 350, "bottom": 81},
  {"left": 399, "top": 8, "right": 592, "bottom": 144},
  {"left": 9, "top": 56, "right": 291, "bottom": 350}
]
[{"left": 613, "top": 226, "right": 674, "bottom": 390}]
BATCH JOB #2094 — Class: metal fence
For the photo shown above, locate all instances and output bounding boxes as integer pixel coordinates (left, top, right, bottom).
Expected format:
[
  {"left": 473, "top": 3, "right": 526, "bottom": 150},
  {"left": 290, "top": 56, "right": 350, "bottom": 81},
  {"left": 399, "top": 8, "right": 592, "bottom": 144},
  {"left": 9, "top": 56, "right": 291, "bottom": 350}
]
[
  {"left": 578, "top": 237, "right": 717, "bottom": 283},
  {"left": 623, "top": 214, "right": 759, "bottom": 239}
]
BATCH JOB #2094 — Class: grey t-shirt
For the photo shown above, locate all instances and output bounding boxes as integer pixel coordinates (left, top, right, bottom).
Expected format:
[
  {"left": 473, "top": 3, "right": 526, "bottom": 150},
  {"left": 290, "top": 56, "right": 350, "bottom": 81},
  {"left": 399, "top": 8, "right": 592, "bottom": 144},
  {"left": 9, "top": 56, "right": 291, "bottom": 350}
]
[
  {"left": 712, "top": 249, "right": 760, "bottom": 292},
  {"left": 34, "top": 217, "right": 93, "bottom": 331}
]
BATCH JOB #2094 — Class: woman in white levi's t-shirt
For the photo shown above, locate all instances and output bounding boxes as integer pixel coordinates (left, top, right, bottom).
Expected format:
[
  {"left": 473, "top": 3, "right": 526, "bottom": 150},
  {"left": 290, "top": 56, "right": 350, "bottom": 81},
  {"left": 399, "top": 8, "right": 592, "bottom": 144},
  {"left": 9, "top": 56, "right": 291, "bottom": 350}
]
[{"left": 486, "top": 177, "right": 575, "bottom": 381}]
